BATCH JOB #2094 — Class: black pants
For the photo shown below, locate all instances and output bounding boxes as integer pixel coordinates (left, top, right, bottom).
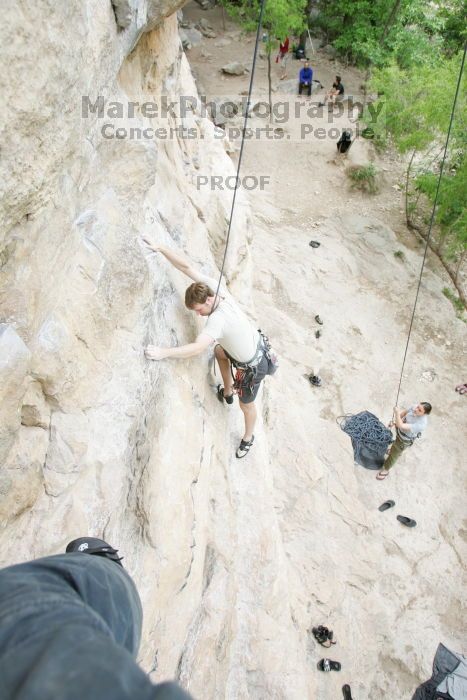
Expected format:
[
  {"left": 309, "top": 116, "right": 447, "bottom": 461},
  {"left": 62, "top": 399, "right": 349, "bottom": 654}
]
[
  {"left": 0, "top": 553, "right": 193, "bottom": 700},
  {"left": 299, "top": 82, "right": 311, "bottom": 96}
]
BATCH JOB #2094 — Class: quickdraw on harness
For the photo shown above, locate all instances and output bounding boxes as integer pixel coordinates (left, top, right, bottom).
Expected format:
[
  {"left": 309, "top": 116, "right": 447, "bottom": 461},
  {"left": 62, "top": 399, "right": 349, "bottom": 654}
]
[{"left": 229, "top": 331, "right": 277, "bottom": 399}]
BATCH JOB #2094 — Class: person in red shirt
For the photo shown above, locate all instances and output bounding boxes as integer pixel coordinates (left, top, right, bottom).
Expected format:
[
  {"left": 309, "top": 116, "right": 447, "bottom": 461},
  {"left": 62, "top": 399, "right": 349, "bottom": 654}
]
[{"left": 276, "top": 36, "right": 289, "bottom": 80}]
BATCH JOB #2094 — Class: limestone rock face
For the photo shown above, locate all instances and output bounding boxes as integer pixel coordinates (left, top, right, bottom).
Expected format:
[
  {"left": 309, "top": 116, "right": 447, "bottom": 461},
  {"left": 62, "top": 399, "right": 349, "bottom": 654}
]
[
  {"left": 0, "top": 325, "right": 31, "bottom": 463},
  {"left": 2, "top": 3, "right": 464, "bottom": 700},
  {"left": 0, "top": 1, "right": 260, "bottom": 697}
]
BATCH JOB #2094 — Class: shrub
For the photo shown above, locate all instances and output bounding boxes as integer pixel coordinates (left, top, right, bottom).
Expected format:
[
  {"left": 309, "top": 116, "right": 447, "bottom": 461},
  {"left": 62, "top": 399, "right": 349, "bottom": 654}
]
[{"left": 347, "top": 164, "right": 380, "bottom": 194}]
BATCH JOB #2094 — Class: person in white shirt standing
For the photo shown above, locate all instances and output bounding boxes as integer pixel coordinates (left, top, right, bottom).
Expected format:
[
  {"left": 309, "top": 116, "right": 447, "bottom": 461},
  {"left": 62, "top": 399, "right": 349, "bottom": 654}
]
[
  {"left": 143, "top": 239, "right": 276, "bottom": 459},
  {"left": 377, "top": 402, "right": 431, "bottom": 480}
]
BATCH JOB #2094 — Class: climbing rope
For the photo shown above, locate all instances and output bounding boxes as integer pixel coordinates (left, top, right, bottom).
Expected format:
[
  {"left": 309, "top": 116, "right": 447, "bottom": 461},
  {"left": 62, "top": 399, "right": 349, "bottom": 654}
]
[
  {"left": 394, "top": 44, "right": 466, "bottom": 408},
  {"left": 210, "top": 0, "right": 266, "bottom": 312},
  {"left": 337, "top": 411, "right": 393, "bottom": 467}
]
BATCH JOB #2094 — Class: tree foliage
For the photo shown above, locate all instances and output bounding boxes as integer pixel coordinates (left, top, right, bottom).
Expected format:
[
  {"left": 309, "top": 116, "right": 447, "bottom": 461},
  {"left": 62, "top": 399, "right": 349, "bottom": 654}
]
[
  {"left": 366, "top": 48, "right": 466, "bottom": 291},
  {"left": 312, "top": 0, "right": 466, "bottom": 67},
  {"left": 221, "top": 0, "right": 306, "bottom": 40}
]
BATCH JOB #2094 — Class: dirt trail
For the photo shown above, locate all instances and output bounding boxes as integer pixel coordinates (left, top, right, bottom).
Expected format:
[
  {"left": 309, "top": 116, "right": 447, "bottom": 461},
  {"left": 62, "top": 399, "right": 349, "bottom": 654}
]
[{"left": 184, "top": 3, "right": 466, "bottom": 698}]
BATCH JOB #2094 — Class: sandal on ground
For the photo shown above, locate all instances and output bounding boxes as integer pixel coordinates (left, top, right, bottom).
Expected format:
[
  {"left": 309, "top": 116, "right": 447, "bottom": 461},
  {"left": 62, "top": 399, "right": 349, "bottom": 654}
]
[
  {"left": 312, "top": 626, "right": 336, "bottom": 647},
  {"left": 315, "top": 330, "right": 321, "bottom": 339},
  {"left": 378, "top": 500, "right": 395, "bottom": 512},
  {"left": 315, "top": 314, "right": 323, "bottom": 325},
  {"left": 318, "top": 658, "right": 341, "bottom": 672},
  {"left": 397, "top": 515, "right": 417, "bottom": 528},
  {"left": 376, "top": 470, "right": 389, "bottom": 480},
  {"left": 217, "top": 385, "right": 234, "bottom": 405},
  {"left": 309, "top": 240, "right": 320, "bottom": 248},
  {"left": 236, "top": 435, "right": 255, "bottom": 459},
  {"left": 342, "top": 685, "right": 353, "bottom": 700}
]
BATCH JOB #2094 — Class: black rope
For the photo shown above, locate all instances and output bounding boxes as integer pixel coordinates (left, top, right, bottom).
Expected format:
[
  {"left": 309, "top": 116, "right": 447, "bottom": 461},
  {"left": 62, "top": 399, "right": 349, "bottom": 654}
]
[
  {"left": 210, "top": 0, "right": 266, "bottom": 313},
  {"left": 394, "top": 44, "right": 466, "bottom": 409}
]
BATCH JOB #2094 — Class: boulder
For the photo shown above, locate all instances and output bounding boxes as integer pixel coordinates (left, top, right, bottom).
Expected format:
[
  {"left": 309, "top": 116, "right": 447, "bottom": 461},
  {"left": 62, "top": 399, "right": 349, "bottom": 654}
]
[
  {"left": 323, "top": 43, "right": 337, "bottom": 58},
  {"left": 195, "top": 19, "right": 217, "bottom": 39},
  {"left": 222, "top": 62, "right": 247, "bottom": 76},
  {"left": 180, "top": 27, "right": 203, "bottom": 49}
]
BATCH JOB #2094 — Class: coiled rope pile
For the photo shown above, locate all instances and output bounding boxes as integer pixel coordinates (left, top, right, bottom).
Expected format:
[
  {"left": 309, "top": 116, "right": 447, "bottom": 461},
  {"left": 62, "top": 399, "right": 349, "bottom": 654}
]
[{"left": 337, "top": 411, "right": 393, "bottom": 470}]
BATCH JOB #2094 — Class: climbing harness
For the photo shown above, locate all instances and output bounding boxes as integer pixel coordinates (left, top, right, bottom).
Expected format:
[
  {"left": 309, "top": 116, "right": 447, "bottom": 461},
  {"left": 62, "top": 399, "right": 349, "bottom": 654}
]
[
  {"left": 395, "top": 426, "right": 421, "bottom": 446},
  {"left": 227, "top": 331, "right": 278, "bottom": 399}
]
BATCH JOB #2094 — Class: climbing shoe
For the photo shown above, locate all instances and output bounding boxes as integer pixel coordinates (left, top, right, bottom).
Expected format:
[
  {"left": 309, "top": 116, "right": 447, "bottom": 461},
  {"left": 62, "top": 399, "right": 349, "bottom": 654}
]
[
  {"left": 236, "top": 435, "right": 255, "bottom": 459},
  {"left": 66, "top": 537, "right": 123, "bottom": 566},
  {"left": 217, "top": 385, "right": 234, "bottom": 405}
]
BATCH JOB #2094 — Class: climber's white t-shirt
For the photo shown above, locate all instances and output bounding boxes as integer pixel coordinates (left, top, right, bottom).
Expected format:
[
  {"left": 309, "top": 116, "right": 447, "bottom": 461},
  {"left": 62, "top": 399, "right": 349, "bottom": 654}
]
[{"left": 199, "top": 275, "right": 259, "bottom": 363}]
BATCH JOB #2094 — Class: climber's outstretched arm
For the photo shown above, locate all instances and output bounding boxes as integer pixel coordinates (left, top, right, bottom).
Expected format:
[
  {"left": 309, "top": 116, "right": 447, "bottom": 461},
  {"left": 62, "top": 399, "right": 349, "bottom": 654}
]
[
  {"left": 145, "top": 333, "right": 212, "bottom": 361},
  {"left": 142, "top": 238, "right": 203, "bottom": 282}
]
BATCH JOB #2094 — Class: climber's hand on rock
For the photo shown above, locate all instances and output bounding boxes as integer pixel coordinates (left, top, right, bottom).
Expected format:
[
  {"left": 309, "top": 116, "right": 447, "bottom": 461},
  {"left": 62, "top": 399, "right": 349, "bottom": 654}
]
[{"left": 145, "top": 345, "right": 166, "bottom": 360}]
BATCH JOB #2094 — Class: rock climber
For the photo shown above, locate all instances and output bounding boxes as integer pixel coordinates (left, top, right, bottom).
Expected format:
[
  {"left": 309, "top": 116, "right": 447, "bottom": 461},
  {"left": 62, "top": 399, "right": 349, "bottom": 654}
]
[
  {"left": 376, "top": 402, "right": 431, "bottom": 480},
  {"left": 143, "top": 239, "right": 277, "bottom": 459}
]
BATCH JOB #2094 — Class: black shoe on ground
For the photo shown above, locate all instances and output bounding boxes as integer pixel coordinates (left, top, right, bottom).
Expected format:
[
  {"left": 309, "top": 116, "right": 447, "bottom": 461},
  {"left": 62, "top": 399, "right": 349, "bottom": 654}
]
[
  {"left": 66, "top": 537, "right": 123, "bottom": 566},
  {"left": 309, "top": 374, "right": 322, "bottom": 386}
]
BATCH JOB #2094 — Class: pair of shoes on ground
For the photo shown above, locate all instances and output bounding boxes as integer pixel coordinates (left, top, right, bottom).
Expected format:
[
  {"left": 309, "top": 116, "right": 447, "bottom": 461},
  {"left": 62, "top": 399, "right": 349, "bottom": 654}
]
[
  {"left": 314, "top": 625, "right": 341, "bottom": 673},
  {"left": 313, "top": 314, "right": 324, "bottom": 343},
  {"left": 378, "top": 501, "right": 416, "bottom": 527},
  {"left": 455, "top": 383, "right": 467, "bottom": 394},
  {"left": 66, "top": 537, "right": 123, "bottom": 566},
  {"left": 314, "top": 626, "right": 353, "bottom": 696}
]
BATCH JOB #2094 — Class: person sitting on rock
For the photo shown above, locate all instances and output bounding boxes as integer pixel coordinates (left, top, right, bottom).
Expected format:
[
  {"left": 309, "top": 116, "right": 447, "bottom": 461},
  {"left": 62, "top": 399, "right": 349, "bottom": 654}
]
[
  {"left": 322, "top": 75, "right": 344, "bottom": 107},
  {"left": 377, "top": 402, "right": 431, "bottom": 480},
  {"left": 143, "top": 239, "right": 277, "bottom": 459},
  {"left": 298, "top": 61, "right": 313, "bottom": 97}
]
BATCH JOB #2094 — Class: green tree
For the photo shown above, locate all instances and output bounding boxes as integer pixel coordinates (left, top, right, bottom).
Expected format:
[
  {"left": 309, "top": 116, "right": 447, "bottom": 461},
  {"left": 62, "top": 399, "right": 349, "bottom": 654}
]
[
  {"left": 311, "top": 0, "right": 465, "bottom": 68},
  {"left": 366, "top": 50, "right": 467, "bottom": 303}
]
